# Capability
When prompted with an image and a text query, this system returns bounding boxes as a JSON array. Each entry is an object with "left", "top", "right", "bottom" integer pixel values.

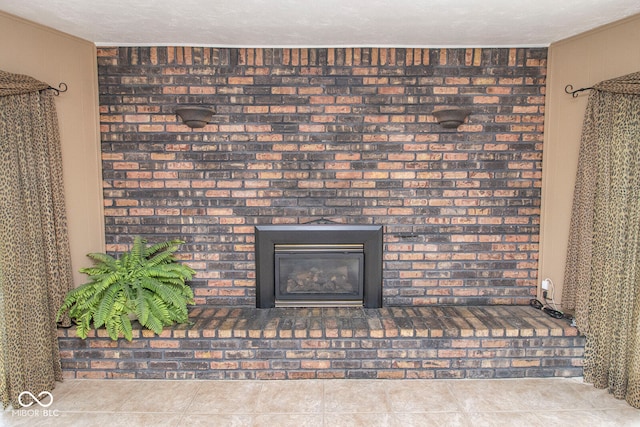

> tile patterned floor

[{"left": 1, "top": 377, "right": 639, "bottom": 426}]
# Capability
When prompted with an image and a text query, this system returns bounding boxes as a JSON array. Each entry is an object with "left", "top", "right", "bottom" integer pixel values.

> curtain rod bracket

[
  {"left": 565, "top": 84, "right": 594, "bottom": 98},
  {"left": 48, "top": 82, "right": 68, "bottom": 96}
]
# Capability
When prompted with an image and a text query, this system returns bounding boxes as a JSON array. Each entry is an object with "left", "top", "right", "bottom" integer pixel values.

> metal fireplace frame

[{"left": 255, "top": 225, "right": 383, "bottom": 308}]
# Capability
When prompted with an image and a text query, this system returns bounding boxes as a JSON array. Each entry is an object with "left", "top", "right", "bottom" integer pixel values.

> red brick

[{"left": 228, "top": 77, "right": 253, "bottom": 85}]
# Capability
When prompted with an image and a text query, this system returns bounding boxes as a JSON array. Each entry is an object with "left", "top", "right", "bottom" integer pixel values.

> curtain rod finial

[
  {"left": 48, "top": 82, "right": 68, "bottom": 96},
  {"left": 565, "top": 84, "right": 593, "bottom": 98}
]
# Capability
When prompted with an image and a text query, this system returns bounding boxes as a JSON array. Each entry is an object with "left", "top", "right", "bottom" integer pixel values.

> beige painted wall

[
  {"left": 539, "top": 13, "right": 640, "bottom": 303},
  {"left": 0, "top": 12, "right": 104, "bottom": 286}
]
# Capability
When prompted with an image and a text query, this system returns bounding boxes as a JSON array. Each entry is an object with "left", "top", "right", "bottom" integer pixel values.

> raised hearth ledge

[{"left": 58, "top": 306, "right": 585, "bottom": 380}]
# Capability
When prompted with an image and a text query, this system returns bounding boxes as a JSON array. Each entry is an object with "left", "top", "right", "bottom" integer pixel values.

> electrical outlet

[{"left": 541, "top": 279, "right": 551, "bottom": 291}]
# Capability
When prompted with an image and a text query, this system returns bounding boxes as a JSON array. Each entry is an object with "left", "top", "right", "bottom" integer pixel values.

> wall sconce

[
  {"left": 175, "top": 107, "right": 215, "bottom": 128},
  {"left": 432, "top": 108, "right": 471, "bottom": 129}
]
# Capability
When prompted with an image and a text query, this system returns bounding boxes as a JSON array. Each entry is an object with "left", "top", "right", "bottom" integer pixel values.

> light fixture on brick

[
  {"left": 432, "top": 108, "right": 471, "bottom": 129},
  {"left": 175, "top": 106, "right": 214, "bottom": 128}
]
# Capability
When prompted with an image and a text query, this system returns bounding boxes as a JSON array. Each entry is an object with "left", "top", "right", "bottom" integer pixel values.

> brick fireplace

[
  {"left": 98, "top": 46, "right": 545, "bottom": 308},
  {"left": 58, "top": 46, "right": 585, "bottom": 381}
]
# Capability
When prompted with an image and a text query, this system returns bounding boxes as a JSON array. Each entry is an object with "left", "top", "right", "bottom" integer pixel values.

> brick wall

[{"left": 98, "top": 47, "right": 546, "bottom": 307}]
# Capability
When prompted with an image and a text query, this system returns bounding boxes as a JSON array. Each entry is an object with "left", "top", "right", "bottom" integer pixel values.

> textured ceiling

[{"left": 1, "top": 0, "right": 640, "bottom": 47}]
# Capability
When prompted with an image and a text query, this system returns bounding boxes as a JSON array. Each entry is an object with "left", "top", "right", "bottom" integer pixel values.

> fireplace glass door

[{"left": 274, "top": 244, "right": 364, "bottom": 306}]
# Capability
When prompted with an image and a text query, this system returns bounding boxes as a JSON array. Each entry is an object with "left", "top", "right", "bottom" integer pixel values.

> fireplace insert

[{"left": 255, "top": 225, "right": 383, "bottom": 308}]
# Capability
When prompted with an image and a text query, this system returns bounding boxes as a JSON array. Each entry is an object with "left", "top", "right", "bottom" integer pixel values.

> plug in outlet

[{"left": 541, "top": 279, "right": 551, "bottom": 291}]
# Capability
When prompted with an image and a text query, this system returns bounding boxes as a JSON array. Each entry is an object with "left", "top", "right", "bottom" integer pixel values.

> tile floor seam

[{"left": 180, "top": 380, "right": 203, "bottom": 416}]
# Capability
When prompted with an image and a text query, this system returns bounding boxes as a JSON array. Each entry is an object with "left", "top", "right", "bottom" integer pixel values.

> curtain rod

[{"left": 565, "top": 84, "right": 594, "bottom": 98}]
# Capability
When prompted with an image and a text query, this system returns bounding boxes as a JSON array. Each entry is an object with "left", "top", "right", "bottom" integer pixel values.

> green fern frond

[
  {"left": 99, "top": 271, "right": 124, "bottom": 289},
  {"left": 149, "top": 294, "right": 171, "bottom": 325},
  {"left": 121, "top": 252, "right": 132, "bottom": 272},
  {"left": 105, "top": 313, "right": 122, "bottom": 341},
  {"left": 75, "top": 312, "right": 92, "bottom": 339},
  {"left": 120, "top": 314, "right": 133, "bottom": 341},
  {"left": 166, "top": 301, "right": 189, "bottom": 323},
  {"left": 84, "top": 252, "right": 117, "bottom": 268},
  {"left": 130, "top": 236, "right": 146, "bottom": 261},
  {"left": 156, "top": 263, "right": 195, "bottom": 279},
  {"left": 145, "top": 277, "right": 188, "bottom": 309},
  {"left": 144, "top": 239, "right": 183, "bottom": 258},
  {"left": 79, "top": 266, "right": 112, "bottom": 276},
  {"left": 146, "top": 250, "right": 177, "bottom": 268},
  {"left": 144, "top": 312, "right": 164, "bottom": 335},
  {"left": 94, "top": 286, "right": 120, "bottom": 328},
  {"left": 142, "top": 294, "right": 165, "bottom": 334},
  {"left": 57, "top": 281, "right": 100, "bottom": 320},
  {"left": 134, "top": 281, "right": 149, "bottom": 325}
]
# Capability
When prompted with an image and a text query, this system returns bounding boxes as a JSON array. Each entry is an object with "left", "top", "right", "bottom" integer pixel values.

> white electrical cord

[{"left": 542, "top": 278, "right": 561, "bottom": 312}]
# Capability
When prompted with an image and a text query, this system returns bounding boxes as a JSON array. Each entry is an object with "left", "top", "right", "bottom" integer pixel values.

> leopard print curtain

[
  {"left": 0, "top": 70, "right": 73, "bottom": 409},
  {"left": 563, "top": 71, "right": 640, "bottom": 408}
]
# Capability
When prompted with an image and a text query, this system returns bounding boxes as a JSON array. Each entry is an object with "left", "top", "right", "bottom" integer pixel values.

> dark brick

[
  {"left": 180, "top": 361, "right": 210, "bottom": 370},
  {"left": 149, "top": 361, "right": 179, "bottom": 370},
  {"left": 132, "top": 351, "right": 164, "bottom": 359},
  {"left": 136, "top": 371, "right": 166, "bottom": 379},
  {"left": 179, "top": 340, "right": 211, "bottom": 349},
  {"left": 164, "top": 350, "right": 194, "bottom": 358}
]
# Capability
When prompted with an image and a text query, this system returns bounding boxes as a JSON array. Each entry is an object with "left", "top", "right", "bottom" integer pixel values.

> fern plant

[{"left": 57, "top": 236, "right": 196, "bottom": 341}]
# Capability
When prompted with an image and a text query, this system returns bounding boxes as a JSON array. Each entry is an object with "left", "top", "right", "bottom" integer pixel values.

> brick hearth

[{"left": 58, "top": 306, "right": 584, "bottom": 380}]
